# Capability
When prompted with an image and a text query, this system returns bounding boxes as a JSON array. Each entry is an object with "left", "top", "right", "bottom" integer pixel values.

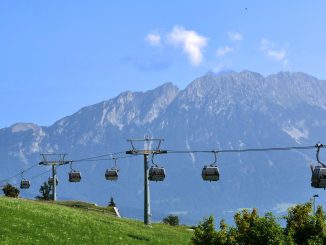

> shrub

[
  {"left": 2, "top": 183, "right": 20, "bottom": 198},
  {"left": 162, "top": 214, "right": 180, "bottom": 226}
]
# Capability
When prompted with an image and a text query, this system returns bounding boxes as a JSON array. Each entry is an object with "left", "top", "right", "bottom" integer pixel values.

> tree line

[{"left": 192, "top": 202, "right": 326, "bottom": 245}]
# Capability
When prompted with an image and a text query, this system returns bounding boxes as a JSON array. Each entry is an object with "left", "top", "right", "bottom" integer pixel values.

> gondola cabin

[
  {"left": 105, "top": 168, "right": 118, "bottom": 181},
  {"left": 48, "top": 177, "right": 59, "bottom": 186},
  {"left": 20, "top": 180, "right": 30, "bottom": 189},
  {"left": 202, "top": 166, "right": 220, "bottom": 181},
  {"left": 148, "top": 166, "right": 165, "bottom": 181},
  {"left": 311, "top": 165, "right": 326, "bottom": 188},
  {"left": 69, "top": 171, "right": 81, "bottom": 182}
]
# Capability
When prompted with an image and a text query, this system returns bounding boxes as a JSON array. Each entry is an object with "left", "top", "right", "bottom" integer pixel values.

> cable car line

[
  {"left": 0, "top": 153, "right": 135, "bottom": 185},
  {"left": 29, "top": 169, "right": 52, "bottom": 181},
  {"left": 218, "top": 145, "right": 317, "bottom": 153},
  {"left": 0, "top": 162, "right": 39, "bottom": 184},
  {"left": 1, "top": 140, "right": 325, "bottom": 226},
  {"left": 0, "top": 143, "right": 322, "bottom": 188},
  {"left": 73, "top": 154, "right": 139, "bottom": 163},
  {"left": 0, "top": 172, "right": 23, "bottom": 184},
  {"left": 72, "top": 151, "right": 127, "bottom": 162},
  {"left": 21, "top": 162, "right": 39, "bottom": 173},
  {"left": 165, "top": 144, "right": 317, "bottom": 155}
]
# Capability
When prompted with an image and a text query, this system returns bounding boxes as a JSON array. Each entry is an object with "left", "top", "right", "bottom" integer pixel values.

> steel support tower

[
  {"left": 39, "top": 153, "right": 70, "bottom": 201},
  {"left": 126, "top": 137, "right": 167, "bottom": 225}
]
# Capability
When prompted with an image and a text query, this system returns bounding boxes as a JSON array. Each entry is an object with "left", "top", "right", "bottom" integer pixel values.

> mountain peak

[
  {"left": 204, "top": 69, "right": 236, "bottom": 78},
  {"left": 10, "top": 123, "right": 41, "bottom": 133}
]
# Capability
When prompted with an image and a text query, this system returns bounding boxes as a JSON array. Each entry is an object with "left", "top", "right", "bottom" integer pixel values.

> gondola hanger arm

[{"left": 316, "top": 143, "right": 326, "bottom": 167}]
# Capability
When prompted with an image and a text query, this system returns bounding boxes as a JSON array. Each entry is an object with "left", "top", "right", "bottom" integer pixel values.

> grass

[
  {"left": 0, "top": 197, "right": 193, "bottom": 244},
  {"left": 55, "top": 200, "right": 116, "bottom": 216}
]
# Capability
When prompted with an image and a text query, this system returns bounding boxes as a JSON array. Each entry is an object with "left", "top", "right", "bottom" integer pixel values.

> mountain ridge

[
  {"left": 2, "top": 70, "right": 325, "bottom": 131},
  {"left": 1, "top": 70, "right": 326, "bottom": 224}
]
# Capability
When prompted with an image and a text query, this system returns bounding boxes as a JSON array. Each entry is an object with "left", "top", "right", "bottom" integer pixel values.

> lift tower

[
  {"left": 126, "top": 137, "right": 167, "bottom": 225},
  {"left": 39, "top": 153, "right": 70, "bottom": 201}
]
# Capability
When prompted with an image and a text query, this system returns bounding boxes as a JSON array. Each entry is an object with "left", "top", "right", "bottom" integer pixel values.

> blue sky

[{"left": 1, "top": 1, "right": 326, "bottom": 128}]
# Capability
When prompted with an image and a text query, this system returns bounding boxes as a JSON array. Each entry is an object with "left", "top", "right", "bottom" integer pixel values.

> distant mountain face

[{"left": 1, "top": 71, "right": 326, "bottom": 225}]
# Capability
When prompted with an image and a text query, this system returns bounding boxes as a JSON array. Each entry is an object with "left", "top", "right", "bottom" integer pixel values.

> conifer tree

[
  {"left": 35, "top": 181, "right": 52, "bottom": 200},
  {"left": 108, "top": 196, "right": 116, "bottom": 207}
]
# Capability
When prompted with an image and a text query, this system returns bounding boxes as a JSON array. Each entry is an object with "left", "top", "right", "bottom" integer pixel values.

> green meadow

[{"left": 0, "top": 197, "right": 192, "bottom": 244}]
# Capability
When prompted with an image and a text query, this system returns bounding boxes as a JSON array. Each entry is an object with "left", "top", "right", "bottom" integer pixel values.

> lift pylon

[
  {"left": 39, "top": 153, "right": 70, "bottom": 201},
  {"left": 126, "top": 137, "right": 167, "bottom": 225}
]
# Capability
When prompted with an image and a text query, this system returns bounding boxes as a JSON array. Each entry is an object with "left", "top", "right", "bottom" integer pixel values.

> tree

[
  {"left": 35, "top": 181, "right": 52, "bottom": 200},
  {"left": 233, "top": 209, "right": 284, "bottom": 245},
  {"left": 215, "top": 219, "right": 231, "bottom": 245},
  {"left": 233, "top": 208, "right": 258, "bottom": 244},
  {"left": 192, "top": 209, "right": 284, "bottom": 245},
  {"left": 313, "top": 205, "right": 326, "bottom": 244},
  {"left": 162, "top": 214, "right": 179, "bottom": 226},
  {"left": 285, "top": 203, "right": 326, "bottom": 245},
  {"left": 192, "top": 215, "right": 217, "bottom": 245},
  {"left": 2, "top": 183, "right": 20, "bottom": 198},
  {"left": 250, "top": 212, "right": 285, "bottom": 244},
  {"left": 108, "top": 196, "right": 116, "bottom": 207},
  {"left": 191, "top": 203, "right": 326, "bottom": 245}
]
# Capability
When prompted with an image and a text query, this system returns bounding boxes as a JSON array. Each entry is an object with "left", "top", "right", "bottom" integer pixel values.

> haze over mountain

[{"left": 1, "top": 70, "right": 326, "bottom": 224}]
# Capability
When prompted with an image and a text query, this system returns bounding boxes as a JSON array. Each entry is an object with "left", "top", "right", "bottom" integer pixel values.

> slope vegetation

[{"left": 0, "top": 197, "right": 192, "bottom": 244}]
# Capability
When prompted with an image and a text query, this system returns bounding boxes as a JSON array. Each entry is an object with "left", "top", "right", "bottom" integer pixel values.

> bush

[
  {"left": 2, "top": 183, "right": 20, "bottom": 198},
  {"left": 35, "top": 182, "right": 52, "bottom": 200},
  {"left": 192, "top": 215, "right": 216, "bottom": 245},
  {"left": 192, "top": 203, "right": 326, "bottom": 245},
  {"left": 162, "top": 214, "right": 180, "bottom": 226}
]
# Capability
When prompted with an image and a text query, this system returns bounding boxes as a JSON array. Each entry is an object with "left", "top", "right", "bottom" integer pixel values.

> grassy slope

[
  {"left": 55, "top": 200, "right": 116, "bottom": 216},
  {"left": 0, "top": 197, "right": 192, "bottom": 245}
]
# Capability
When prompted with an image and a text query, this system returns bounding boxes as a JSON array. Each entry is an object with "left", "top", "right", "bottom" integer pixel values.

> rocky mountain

[{"left": 1, "top": 71, "right": 326, "bottom": 224}]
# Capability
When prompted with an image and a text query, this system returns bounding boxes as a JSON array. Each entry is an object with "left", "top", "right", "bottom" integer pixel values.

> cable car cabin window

[
  {"left": 202, "top": 166, "right": 220, "bottom": 181},
  {"left": 105, "top": 169, "right": 118, "bottom": 181},
  {"left": 311, "top": 166, "right": 326, "bottom": 188},
  {"left": 319, "top": 168, "right": 326, "bottom": 179},
  {"left": 69, "top": 171, "right": 81, "bottom": 182},
  {"left": 148, "top": 166, "right": 165, "bottom": 181},
  {"left": 20, "top": 180, "right": 30, "bottom": 189}
]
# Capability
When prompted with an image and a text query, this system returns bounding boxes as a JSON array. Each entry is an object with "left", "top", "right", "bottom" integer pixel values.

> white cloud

[
  {"left": 228, "top": 32, "right": 243, "bottom": 42},
  {"left": 216, "top": 46, "right": 234, "bottom": 57},
  {"left": 170, "top": 210, "right": 189, "bottom": 216},
  {"left": 267, "top": 49, "right": 286, "bottom": 61},
  {"left": 167, "top": 25, "right": 208, "bottom": 66},
  {"left": 260, "top": 38, "right": 289, "bottom": 68},
  {"left": 146, "top": 33, "right": 161, "bottom": 46}
]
